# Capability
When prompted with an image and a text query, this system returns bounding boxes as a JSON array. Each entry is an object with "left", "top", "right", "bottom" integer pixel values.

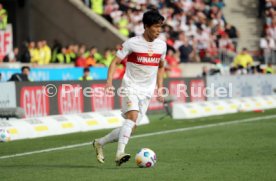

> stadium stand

[
  {"left": 259, "top": 0, "right": 276, "bottom": 65},
  {"left": 84, "top": 0, "right": 239, "bottom": 65},
  {"left": 0, "top": 0, "right": 275, "bottom": 79}
]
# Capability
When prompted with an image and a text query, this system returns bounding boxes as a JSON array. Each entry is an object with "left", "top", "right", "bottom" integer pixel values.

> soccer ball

[
  {"left": 135, "top": 148, "right": 157, "bottom": 168},
  {"left": 0, "top": 129, "right": 11, "bottom": 142}
]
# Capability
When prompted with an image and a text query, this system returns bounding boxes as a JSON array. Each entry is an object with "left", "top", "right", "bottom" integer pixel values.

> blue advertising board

[{"left": 0, "top": 67, "right": 108, "bottom": 81}]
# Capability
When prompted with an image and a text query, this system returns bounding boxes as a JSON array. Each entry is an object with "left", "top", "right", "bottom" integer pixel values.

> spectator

[
  {"left": 75, "top": 45, "right": 88, "bottom": 67},
  {"left": 211, "top": 0, "right": 225, "bottom": 9},
  {"left": 219, "top": 33, "right": 233, "bottom": 50},
  {"left": 8, "top": 66, "right": 31, "bottom": 82},
  {"left": 29, "top": 41, "right": 39, "bottom": 64},
  {"left": 266, "top": 18, "right": 276, "bottom": 41},
  {"left": 173, "top": 31, "right": 186, "bottom": 50},
  {"left": 103, "top": 0, "right": 118, "bottom": 23},
  {"left": 110, "top": 5, "right": 123, "bottom": 24},
  {"left": 258, "top": 0, "right": 266, "bottom": 18},
  {"left": 57, "top": 47, "right": 72, "bottom": 64},
  {"left": 79, "top": 67, "right": 93, "bottom": 80},
  {"left": 51, "top": 40, "right": 62, "bottom": 63},
  {"left": 265, "top": 63, "right": 274, "bottom": 74},
  {"left": 225, "top": 23, "right": 239, "bottom": 39},
  {"left": 225, "top": 23, "right": 239, "bottom": 49},
  {"left": 166, "top": 49, "right": 179, "bottom": 66},
  {"left": 71, "top": 44, "right": 80, "bottom": 62},
  {"left": 86, "top": 47, "right": 97, "bottom": 67},
  {"left": 86, "top": 50, "right": 96, "bottom": 67},
  {"left": 260, "top": 34, "right": 276, "bottom": 64},
  {"left": 195, "top": 27, "right": 210, "bottom": 59},
  {"left": 19, "top": 42, "right": 31, "bottom": 63},
  {"left": 4, "top": 47, "right": 19, "bottom": 62},
  {"left": 98, "top": 48, "right": 115, "bottom": 67},
  {"left": 91, "top": 0, "right": 104, "bottom": 15},
  {"left": 233, "top": 48, "right": 254, "bottom": 71},
  {"left": 117, "top": 14, "right": 129, "bottom": 37},
  {"left": 0, "top": 3, "right": 8, "bottom": 30},
  {"left": 178, "top": 35, "right": 194, "bottom": 63},
  {"left": 90, "top": 47, "right": 103, "bottom": 63},
  {"left": 165, "top": 49, "right": 182, "bottom": 77},
  {"left": 42, "top": 40, "right": 52, "bottom": 64},
  {"left": 133, "top": 20, "right": 144, "bottom": 36},
  {"left": 203, "top": 40, "right": 219, "bottom": 62},
  {"left": 37, "top": 41, "right": 46, "bottom": 64}
]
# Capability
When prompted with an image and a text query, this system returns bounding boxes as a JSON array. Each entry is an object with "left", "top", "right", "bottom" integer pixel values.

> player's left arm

[{"left": 157, "top": 60, "right": 165, "bottom": 103}]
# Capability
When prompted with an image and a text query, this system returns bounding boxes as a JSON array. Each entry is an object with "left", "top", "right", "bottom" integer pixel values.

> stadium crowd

[
  {"left": 2, "top": 40, "right": 119, "bottom": 68},
  {"left": 84, "top": 0, "right": 240, "bottom": 64},
  {"left": 0, "top": 1, "right": 275, "bottom": 78},
  {"left": 259, "top": 0, "right": 276, "bottom": 64}
]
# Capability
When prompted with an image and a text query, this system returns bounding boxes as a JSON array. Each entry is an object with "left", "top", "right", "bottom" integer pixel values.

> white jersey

[{"left": 117, "top": 36, "right": 167, "bottom": 98}]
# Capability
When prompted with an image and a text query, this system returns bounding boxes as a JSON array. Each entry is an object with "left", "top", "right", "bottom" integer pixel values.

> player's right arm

[
  {"left": 106, "top": 39, "right": 132, "bottom": 91},
  {"left": 105, "top": 57, "right": 122, "bottom": 90}
]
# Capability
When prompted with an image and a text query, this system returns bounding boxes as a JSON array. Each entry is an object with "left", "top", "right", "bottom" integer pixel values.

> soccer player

[{"left": 93, "top": 9, "right": 167, "bottom": 166}]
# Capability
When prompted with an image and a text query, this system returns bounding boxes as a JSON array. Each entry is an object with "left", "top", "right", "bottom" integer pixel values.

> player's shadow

[{"left": 0, "top": 164, "right": 138, "bottom": 170}]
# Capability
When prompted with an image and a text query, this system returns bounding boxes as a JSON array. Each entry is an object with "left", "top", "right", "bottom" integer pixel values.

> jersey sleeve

[{"left": 116, "top": 40, "right": 132, "bottom": 60}]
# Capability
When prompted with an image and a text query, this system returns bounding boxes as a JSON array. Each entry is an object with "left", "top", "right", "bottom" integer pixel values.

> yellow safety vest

[
  {"left": 0, "top": 9, "right": 8, "bottom": 30},
  {"left": 91, "top": 0, "right": 103, "bottom": 15},
  {"left": 266, "top": 67, "right": 274, "bottom": 74},
  {"left": 233, "top": 54, "right": 253, "bottom": 68},
  {"left": 29, "top": 48, "right": 39, "bottom": 63},
  {"left": 79, "top": 76, "right": 93, "bottom": 81},
  {"left": 57, "top": 53, "right": 71, "bottom": 64}
]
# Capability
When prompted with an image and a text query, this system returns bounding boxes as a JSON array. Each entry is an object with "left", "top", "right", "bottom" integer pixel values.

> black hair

[
  {"left": 142, "top": 9, "right": 164, "bottom": 27},
  {"left": 84, "top": 67, "right": 90, "bottom": 72},
  {"left": 21, "top": 66, "right": 30, "bottom": 73}
]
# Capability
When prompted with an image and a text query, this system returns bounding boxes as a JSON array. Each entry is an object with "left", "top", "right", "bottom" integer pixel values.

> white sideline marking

[{"left": 1, "top": 115, "right": 276, "bottom": 160}]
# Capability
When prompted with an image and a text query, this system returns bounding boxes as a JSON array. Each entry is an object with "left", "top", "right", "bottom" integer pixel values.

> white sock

[
  {"left": 97, "top": 127, "right": 121, "bottom": 146},
  {"left": 116, "top": 119, "right": 136, "bottom": 157}
]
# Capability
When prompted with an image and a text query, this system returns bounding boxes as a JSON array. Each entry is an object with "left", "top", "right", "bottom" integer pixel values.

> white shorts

[{"left": 121, "top": 94, "right": 150, "bottom": 124}]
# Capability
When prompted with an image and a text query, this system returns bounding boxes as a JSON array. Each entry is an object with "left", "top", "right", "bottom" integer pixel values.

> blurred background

[
  {"left": 0, "top": 0, "right": 275, "bottom": 82},
  {"left": 0, "top": 0, "right": 275, "bottom": 119}
]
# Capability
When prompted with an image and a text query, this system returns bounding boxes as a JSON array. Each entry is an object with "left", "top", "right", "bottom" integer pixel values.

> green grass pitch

[{"left": 0, "top": 109, "right": 276, "bottom": 181}]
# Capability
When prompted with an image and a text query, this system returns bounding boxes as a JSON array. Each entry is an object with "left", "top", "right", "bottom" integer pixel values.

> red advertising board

[
  {"left": 15, "top": 78, "right": 206, "bottom": 117},
  {"left": 169, "top": 80, "right": 186, "bottom": 103},
  {"left": 190, "top": 79, "right": 206, "bottom": 102},
  {"left": 20, "top": 86, "right": 50, "bottom": 118},
  {"left": 58, "top": 84, "right": 84, "bottom": 114},
  {"left": 91, "top": 84, "right": 114, "bottom": 112}
]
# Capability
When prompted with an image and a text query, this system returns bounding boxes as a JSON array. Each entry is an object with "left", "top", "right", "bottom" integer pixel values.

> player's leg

[
  {"left": 136, "top": 97, "right": 151, "bottom": 125},
  {"left": 95, "top": 127, "right": 120, "bottom": 146},
  {"left": 115, "top": 97, "right": 150, "bottom": 166},
  {"left": 92, "top": 127, "right": 121, "bottom": 163},
  {"left": 96, "top": 110, "right": 138, "bottom": 148},
  {"left": 115, "top": 95, "right": 139, "bottom": 166},
  {"left": 93, "top": 94, "right": 139, "bottom": 165}
]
